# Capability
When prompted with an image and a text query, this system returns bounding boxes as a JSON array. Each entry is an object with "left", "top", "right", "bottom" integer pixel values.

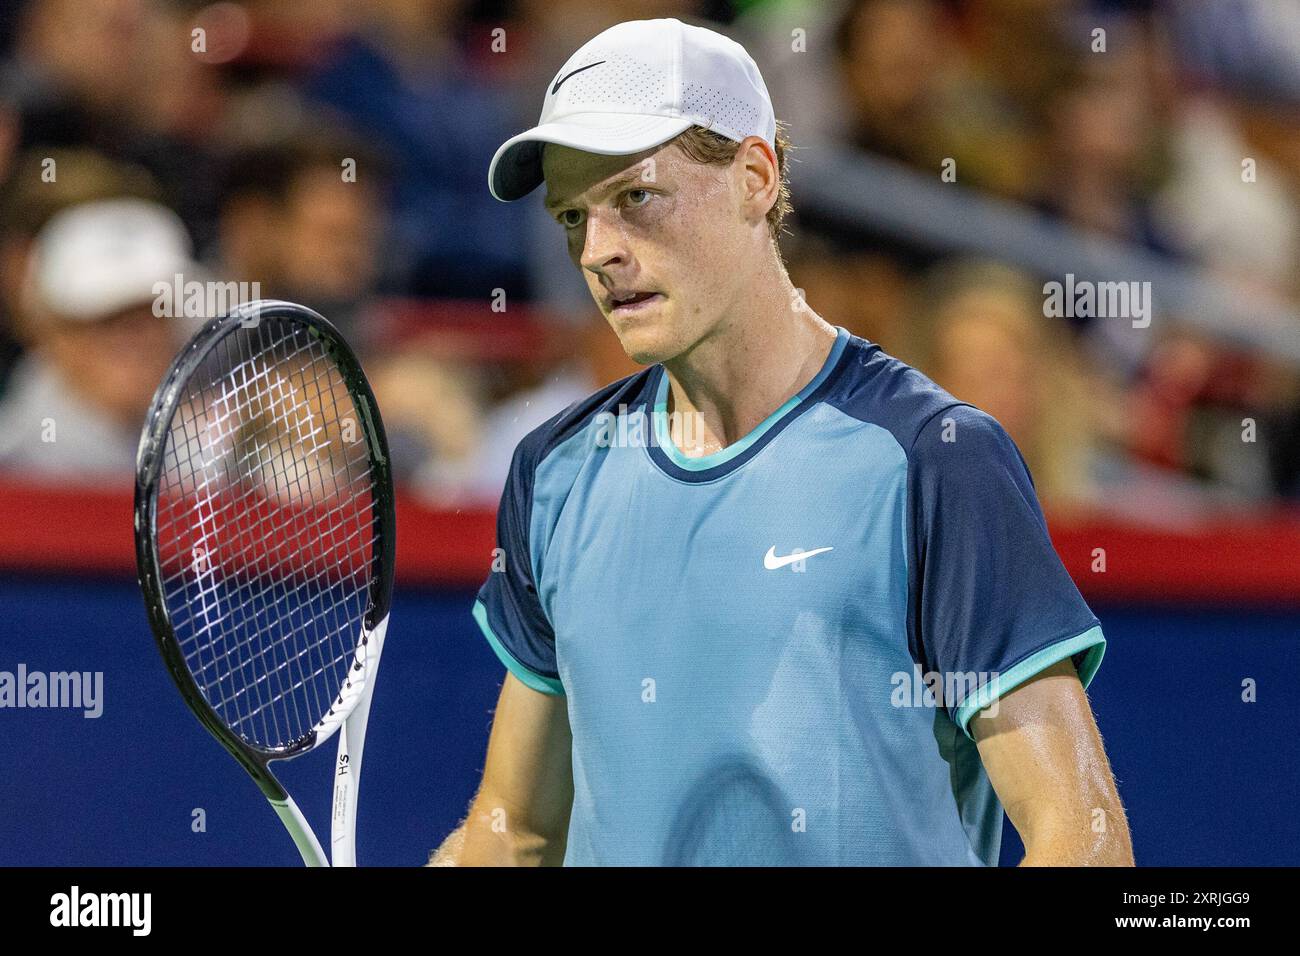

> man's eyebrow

[{"left": 543, "top": 172, "right": 650, "bottom": 212}]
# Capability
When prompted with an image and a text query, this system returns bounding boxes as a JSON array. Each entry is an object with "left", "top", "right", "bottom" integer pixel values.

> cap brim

[
  {"left": 488, "top": 112, "right": 697, "bottom": 202},
  {"left": 32, "top": 254, "right": 203, "bottom": 323}
]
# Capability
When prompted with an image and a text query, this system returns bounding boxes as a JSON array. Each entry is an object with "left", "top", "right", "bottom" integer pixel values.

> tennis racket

[{"left": 134, "top": 299, "right": 395, "bottom": 866}]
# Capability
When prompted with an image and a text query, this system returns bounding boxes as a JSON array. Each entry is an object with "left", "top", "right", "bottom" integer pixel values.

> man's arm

[
  {"left": 428, "top": 672, "right": 573, "bottom": 866},
  {"left": 972, "top": 658, "right": 1134, "bottom": 866}
]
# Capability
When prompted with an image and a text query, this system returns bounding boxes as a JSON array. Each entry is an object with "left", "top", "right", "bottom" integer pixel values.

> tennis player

[{"left": 432, "top": 17, "right": 1133, "bottom": 866}]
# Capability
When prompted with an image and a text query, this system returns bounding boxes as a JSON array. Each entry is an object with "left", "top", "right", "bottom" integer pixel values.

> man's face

[
  {"left": 281, "top": 167, "right": 381, "bottom": 303},
  {"left": 542, "top": 138, "right": 757, "bottom": 365},
  {"left": 41, "top": 304, "right": 178, "bottom": 427}
]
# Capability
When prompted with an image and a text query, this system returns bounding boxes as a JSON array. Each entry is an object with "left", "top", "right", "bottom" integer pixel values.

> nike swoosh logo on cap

[
  {"left": 763, "top": 546, "right": 834, "bottom": 570},
  {"left": 552, "top": 60, "right": 606, "bottom": 94}
]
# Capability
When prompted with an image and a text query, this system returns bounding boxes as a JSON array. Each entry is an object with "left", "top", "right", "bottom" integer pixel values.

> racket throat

[{"left": 270, "top": 796, "right": 330, "bottom": 867}]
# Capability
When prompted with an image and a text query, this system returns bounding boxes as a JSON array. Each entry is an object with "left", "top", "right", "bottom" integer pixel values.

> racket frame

[{"left": 134, "top": 299, "right": 396, "bottom": 867}]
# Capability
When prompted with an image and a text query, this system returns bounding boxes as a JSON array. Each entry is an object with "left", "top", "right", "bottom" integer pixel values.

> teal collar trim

[{"left": 651, "top": 325, "right": 849, "bottom": 472}]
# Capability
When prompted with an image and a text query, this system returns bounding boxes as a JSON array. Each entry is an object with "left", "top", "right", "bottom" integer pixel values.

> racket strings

[
  {"left": 154, "top": 318, "right": 379, "bottom": 751},
  {"left": 185, "top": 332, "right": 367, "bottom": 746},
  {"left": 208, "top": 326, "right": 370, "bottom": 744},
  {"left": 164, "top": 336, "right": 337, "bottom": 745}
]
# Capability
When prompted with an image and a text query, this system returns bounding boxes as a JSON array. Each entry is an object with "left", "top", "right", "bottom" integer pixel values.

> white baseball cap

[
  {"left": 489, "top": 17, "right": 777, "bottom": 202},
  {"left": 25, "top": 198, "right": 199, "bottom": 323}
]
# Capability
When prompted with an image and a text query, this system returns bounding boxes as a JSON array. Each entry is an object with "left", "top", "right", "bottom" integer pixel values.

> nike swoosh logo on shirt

[
  {"left": 552, "top": 61, "right": 606, "bottom": 94},
  {"left": 763, "top": 546, "right": 834, "bottom": 570}
]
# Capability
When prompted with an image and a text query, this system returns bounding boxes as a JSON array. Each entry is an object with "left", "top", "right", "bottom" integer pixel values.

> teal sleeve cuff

[
  {"left": 472, "top": 599, "right": 565, "bottom": 696},
  {"left": 954, "top": 624, "right": 1106, "bottom": 740}
]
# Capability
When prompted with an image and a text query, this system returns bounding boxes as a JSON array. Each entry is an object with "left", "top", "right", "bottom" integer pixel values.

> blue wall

[{"left": 1, "top": 571, "right": 1297, "bottom": 865}]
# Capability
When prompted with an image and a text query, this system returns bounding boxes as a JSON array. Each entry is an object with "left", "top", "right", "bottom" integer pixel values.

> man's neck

[{"left": 662, "top": 270, "right": 838, "bottom": 457}]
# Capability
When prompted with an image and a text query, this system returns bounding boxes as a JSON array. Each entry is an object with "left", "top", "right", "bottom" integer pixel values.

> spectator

[
  {"left": 900, "top": 260, "right": 1103, "bottom": 511},
  {"left": 8, "top": 0, "right": 226, "bottom": 250},
  {"left": 367, "top": 350, "right": 489, "bottom": 506},
  {"left": 784, "top": 227, "right": 911, "bottom": 355},
  {"left": 214, "top": 138, "right": 387, "bottom": 346},
  {"left": 0, "top": 148, "right": 161, "bottom": 395},
  {"left": 0, "top": 197, "right": 193, "bottom": 481},
  {"left": 297, "top": 0, "right": 535, "bottom": 301}
]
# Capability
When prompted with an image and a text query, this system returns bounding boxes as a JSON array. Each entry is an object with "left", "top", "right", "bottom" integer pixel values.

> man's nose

[{"left": 580, "top": 211, "right": 629, "bottom": 274}]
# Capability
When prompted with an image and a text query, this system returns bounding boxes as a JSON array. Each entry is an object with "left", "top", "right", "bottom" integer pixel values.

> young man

[{"left": 433, "top": 17, "right": 1133, "bottom": 866}]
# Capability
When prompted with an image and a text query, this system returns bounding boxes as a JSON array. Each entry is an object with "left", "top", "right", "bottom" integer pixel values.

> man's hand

[{"left": 973, "top": 658, "right": 1134, "bottom": 866}]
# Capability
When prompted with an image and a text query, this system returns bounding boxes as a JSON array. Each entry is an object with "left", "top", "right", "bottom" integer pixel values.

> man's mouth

[{"left": 608, "top": 291, "right": 663, "bottom": 314}]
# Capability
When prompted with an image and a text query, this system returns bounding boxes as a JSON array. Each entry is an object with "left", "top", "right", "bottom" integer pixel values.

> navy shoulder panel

[
  {"left": 821, "top": 334, "right": 968, "bottom": 455},
  {"left": 511, "top": 364, "right": 660, "bottom": 483}
]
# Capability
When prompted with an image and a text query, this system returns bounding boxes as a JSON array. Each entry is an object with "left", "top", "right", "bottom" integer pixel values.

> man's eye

[
  {"left": 558, "top": 210, "right": 584, "bottom": 228},
  {"left": 626, "top": 189, "right": 652, "bottom": 207}
]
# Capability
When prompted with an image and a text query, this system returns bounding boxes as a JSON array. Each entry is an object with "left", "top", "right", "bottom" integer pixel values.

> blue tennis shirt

[{"left": 473, "top": 325, "right": 1105, "bottom": 865}]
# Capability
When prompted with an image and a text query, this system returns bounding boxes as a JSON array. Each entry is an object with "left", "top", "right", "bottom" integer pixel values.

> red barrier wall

[{"left": 2, "top": 478, "right": 1298, "bottom": 603}]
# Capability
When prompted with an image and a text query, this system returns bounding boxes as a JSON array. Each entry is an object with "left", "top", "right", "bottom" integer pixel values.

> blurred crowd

[{"left": 0, "top": 0, "right": 1297, "bottom": 521}]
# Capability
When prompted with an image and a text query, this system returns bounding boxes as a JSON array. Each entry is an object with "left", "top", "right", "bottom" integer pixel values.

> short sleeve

[
  {"left": 473, "top": 441, "right": 564, "bottom": 695},
  {"left": 907, "top": 404, "right": 1104, "bottom": 738}
]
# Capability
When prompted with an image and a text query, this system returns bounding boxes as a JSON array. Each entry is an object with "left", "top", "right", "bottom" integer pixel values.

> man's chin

[{"left": 614, "top": 328, "right": 679, "bottom": 366}]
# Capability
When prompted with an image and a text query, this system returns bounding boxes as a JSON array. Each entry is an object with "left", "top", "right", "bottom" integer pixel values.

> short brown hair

[
  {"left": 670, "top": 122, "right": 793, "bottom": 247},
  {"left": 0, "top": 149, "right": 161, "bottom": 241}
]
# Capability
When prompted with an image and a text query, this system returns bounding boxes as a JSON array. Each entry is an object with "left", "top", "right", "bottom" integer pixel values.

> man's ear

[{"left": 737, "top": 136, "right": 778, "bottom": 226}]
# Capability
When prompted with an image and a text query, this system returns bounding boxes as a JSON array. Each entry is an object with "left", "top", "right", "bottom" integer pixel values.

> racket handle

[
  {"left": 330, "top": 615, "right": 388, "bottom": 867},
  {"left": 270, "top": 796, "right": 329, "bottom": 867},
  {"left": 331, "top": 720, "right": 359, "bottom": 867}
]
